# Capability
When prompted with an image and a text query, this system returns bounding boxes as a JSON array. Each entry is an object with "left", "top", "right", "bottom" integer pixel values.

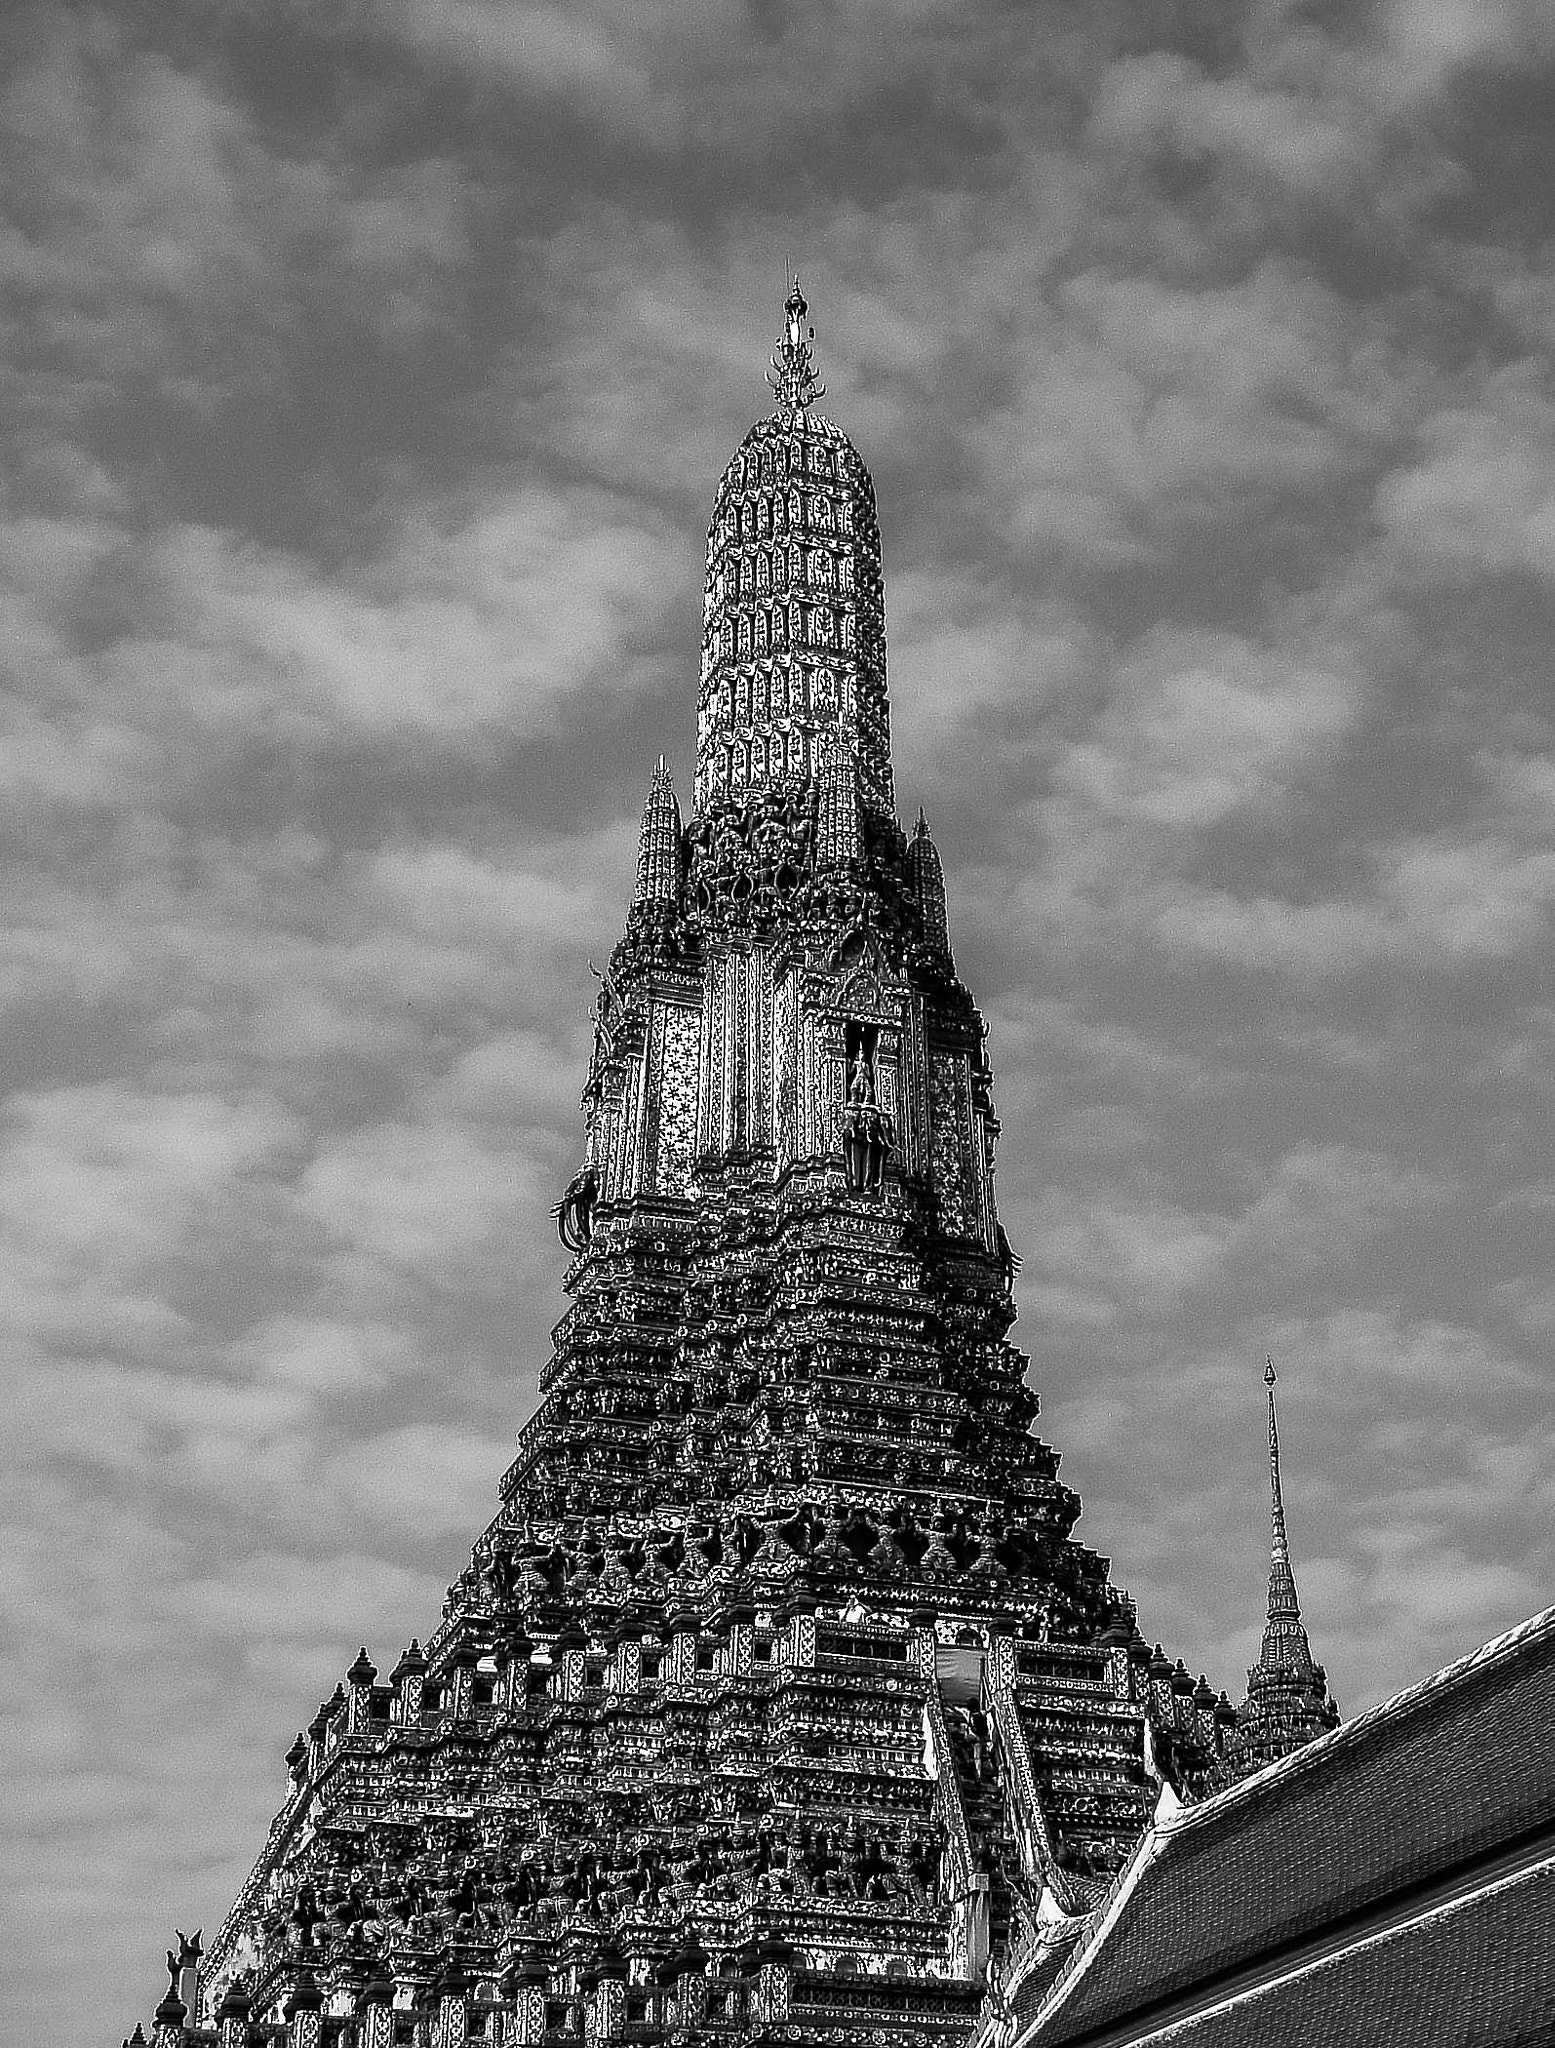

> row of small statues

[
  {"left": 513, "top": 1405, "right": 1046, "bottom": 1513},
  {"left": 481, "top": 1495, "right": 1048, "bottom": 1589},
  {"left": 264, "top": 1820, "right": 948, "bottom": 1964}
]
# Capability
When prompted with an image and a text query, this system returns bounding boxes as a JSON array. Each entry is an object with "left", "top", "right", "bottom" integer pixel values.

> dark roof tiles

[
  {"left": 1123, "top": 1855, "right": 1555, "bottom": 2048},
  {"left": 1022, "top": 1604, "right": 1555, "bottom": 2047}
]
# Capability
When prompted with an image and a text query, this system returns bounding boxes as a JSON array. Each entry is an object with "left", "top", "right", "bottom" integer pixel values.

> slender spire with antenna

[
  {"left": 1230, "top": 1356, "right": 1340, "bottom": 1778},
  {"left": 1263, "top": 1356, "right": 1303, "bottom": 1645}
]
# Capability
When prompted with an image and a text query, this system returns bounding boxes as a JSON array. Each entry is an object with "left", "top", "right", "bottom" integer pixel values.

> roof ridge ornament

[{"left": 768, "top": 275, "right": 825, "bottom": 413}]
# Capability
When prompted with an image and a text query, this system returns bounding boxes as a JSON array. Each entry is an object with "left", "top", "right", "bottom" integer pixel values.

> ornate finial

[{"left": 768, "top": 276, "right": 825, "bottom": 412}]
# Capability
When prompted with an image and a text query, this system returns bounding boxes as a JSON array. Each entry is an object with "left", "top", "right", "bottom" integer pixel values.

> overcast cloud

[{"left": 2, "top": 2, "right": 1552, "bottom": 2038}]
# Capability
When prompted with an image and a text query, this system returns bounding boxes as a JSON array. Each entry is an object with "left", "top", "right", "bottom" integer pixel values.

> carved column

[
  {"left": 356, "top": 1972, "right": 396, "bottom": 2048},
  {"left": 215, "top": 1976, "right": 251, "bottom": 2048},
  {"left": 510, "top": 1970, "right": 547, "bottom": 2046},
  {"left": 286, "top": 1971, "right": 323, "bottom": 2048},
  {"left": 345, "top": 1646, "right": 377, "bottom": 1732},
  {"left": 434, "top": 1985, "right": 469, "bottom": 2048},
  {"left": 390, "top": 1641, "right": 427, "bottom": 1725}
]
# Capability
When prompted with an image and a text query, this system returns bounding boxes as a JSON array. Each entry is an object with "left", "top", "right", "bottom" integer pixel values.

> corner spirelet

[{"left": 634, "top": 755, "right": 682, "bottom": 906}]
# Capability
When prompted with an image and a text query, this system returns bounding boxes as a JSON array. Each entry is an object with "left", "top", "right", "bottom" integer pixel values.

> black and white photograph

[{"left": 2, "top": 3, "right": 1552, "bottom": 2042}]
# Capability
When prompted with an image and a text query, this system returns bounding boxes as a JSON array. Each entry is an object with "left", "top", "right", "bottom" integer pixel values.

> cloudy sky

[{"left": 4, "top": 0, "right": 1553, "bottom": 2035}]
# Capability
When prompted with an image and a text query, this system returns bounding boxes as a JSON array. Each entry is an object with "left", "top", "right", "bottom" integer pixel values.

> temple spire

[
  {"left": 697, "top": 273, "right": 892, "bottom": 817},
  {"left": 1230, "top": 1357, "right": 1339, "bottom": 1778},
  {"left": 634, "top": 756, "right": 681, "bottom": 906},
  {"left": 1264, "top": 1357, "right": 1302, "bottom": 1639},
  {"left": 907, "top": 810, "right": 951, "bottom": 960},
  {"left": 768, "top": 275, "right": 825, "bottom": 413}
]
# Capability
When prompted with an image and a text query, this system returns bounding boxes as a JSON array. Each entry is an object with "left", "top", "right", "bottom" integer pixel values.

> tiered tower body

[{"left": 135, "top": 287, "right": 1242, "bottom": 2048}]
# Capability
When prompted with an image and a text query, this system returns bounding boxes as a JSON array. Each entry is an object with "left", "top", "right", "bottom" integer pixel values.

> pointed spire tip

[{"left": 768, "top": 273, "right": 825, "bottom": 412}]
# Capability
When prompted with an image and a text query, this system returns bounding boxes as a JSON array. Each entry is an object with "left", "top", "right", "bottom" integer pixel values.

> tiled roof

[
  {"left": 1004, "top": 1919, "right": 1094, "bottom": 2030},
  {"left": 1127, "top": 1853, "right": 1555, "bottom": 2047},
  {"left": 1017, "top": 1603, "right": 1555, "bottom": 2047}
]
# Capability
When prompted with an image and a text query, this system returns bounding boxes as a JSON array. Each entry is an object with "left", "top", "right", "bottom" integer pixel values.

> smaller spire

[
  {"left": 1264, "top": 1357, "right": 1302, "bottom": 1648},
  {"left": 390, "top": 1638, "right": 427, "bottom": 1684},
  {"left": 1231, "top": 1357, "right": 1339, "bottom": 1777},
  {"left": 634, "top": 756, "right": 682, "bottom": 906},
  {"left": 907, "top": 810, "right": 952, "bottom": 959},
  {"left": 768, "top": 275, "right": 825, "bottom": 413},
  {"left": 216, "top": 1973, "right": 252, "bottom": 2023},
  {"left": 287, "top": 1967, "right": 324, "bottom": 2016},
  {"left": 358, "top": 1967, "right": 395, "bottom": 2014}
]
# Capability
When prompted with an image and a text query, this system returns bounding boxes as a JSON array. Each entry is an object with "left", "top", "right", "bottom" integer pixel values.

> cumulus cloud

[
  {"left": 1059, "top": 628, "right": 1358, "bottom": 831},
  {"left": 887, "top": 566, "right": 1097, "bottom": 791},
  {"left": 1377, "top": 0, "right": 1555, "bottom": 98},
  {"left": 1375, "top": 370, "right": 1555, "bottom": 585},
  {"left": 384, "top": 0, "right": 1032, "bottom": 158},
  {"left": 1089, "top": 47, "right": 1376, "bottom": 204}
]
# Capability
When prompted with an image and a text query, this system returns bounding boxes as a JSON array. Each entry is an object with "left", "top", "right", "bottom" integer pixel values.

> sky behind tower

[{"left": 2, "top": 2, "right": 1553, "bottom": 2039}]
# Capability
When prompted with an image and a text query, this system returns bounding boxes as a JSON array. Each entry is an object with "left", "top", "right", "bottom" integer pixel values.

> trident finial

[{"left": 768, "top": 275, "right": 825, "bottom": 412}]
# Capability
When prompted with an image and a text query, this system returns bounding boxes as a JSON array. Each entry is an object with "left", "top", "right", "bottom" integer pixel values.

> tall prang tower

[{"left": 134, "top": 285, "right": 1242, "bottom": 2048}]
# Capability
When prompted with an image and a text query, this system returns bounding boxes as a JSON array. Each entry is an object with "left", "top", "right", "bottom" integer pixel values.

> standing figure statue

[
  {"left": 842, "top": 1042, "right": 892, "bottom": 1194},
  {"left": 849, "top": 1043, "right": 874, "bottom": 1106}
]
